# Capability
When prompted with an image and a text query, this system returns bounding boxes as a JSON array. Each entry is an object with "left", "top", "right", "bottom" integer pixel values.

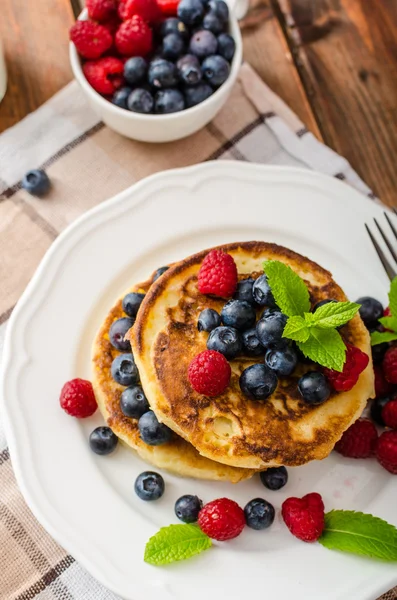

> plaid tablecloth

[{"left": 0, "top": 62, "right": 394, "bottom": 600}]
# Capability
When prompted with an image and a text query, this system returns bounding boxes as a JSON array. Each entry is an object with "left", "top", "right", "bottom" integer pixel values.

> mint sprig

[
  {"left": 297, "top": 328, "right": 346, "bottom": 372},
  {"left": 144, "top": 524, "right": 212, "bottom": 566},
  {"left": 371, "top": 276, "right": 397, "bottom": 345},
  {"left": 264, "top": 260, "right": 310, "bottom": 316},
  {"left": 319, "top": 510, "right": 397, "bottom": 561}
]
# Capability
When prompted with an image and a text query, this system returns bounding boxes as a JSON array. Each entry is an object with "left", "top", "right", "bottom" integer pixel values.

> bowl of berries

[{"left": 69, "top": 0, "right": 245, "bottom": 142}]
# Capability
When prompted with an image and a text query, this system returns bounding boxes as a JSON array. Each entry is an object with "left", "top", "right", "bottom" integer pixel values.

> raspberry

[
  {"left": 101, "top": 14, "right": 122, "bottom": 34},
  {"left": 83, "top": 57, "right": 124, "bottom": 95},
  {"left": 86, "top": 0, "right": 117, "bottom": 22},
  {"left": 383, "top": 346, "right": 397, "bottom": 384},
  {"left": 69, "top": 20, "right": 113, "bottom": 59},
  {"left": 188, "top": 350, "right": 231, "bottom": 397},
  {"left": 323, "top": 343, "right": 369, "bottom": 392},
  {"left": 374, "top": 364, "right": 394, "bottom": 398},
  {"left": 198, "top": 249, "right": 238, "bottom": 298},
  {"left": 384, "top": 306, "right": 392, "bottom": 317},
  {"left": 60, "top": 378, "right": 97, "bottom": 418},
  {"left": 115, "top": 15, "right": 153, "bottom": 56},
  {"left": 382, "top": 399, "right": 397, "bottom": 429},
  {"left": 334, "top": 418, "right": 378, "bottom": 458},
  {"left": 281, "top": 492, "right": 325, "bottom": 543},
  {"left": 157, "top": 0, "right": 180, "bottom": 16},
  {"left": 119, "top": 0, "right": 161, "bottom": 23},
  {"left": 376, "top": 430, "right": 397, "bottom": 474},
  {"left": 198, "top": 498, "right": 245, "bottom": 541}
]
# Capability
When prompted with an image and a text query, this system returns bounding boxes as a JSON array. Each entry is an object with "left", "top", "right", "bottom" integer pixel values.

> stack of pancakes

[{"left": 92, "top": 241, "right": 374, "bottom": 482}]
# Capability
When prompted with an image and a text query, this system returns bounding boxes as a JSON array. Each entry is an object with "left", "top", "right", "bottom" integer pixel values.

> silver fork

[{"left": 365, "top": 208, "right": 397, "bottom": 280}]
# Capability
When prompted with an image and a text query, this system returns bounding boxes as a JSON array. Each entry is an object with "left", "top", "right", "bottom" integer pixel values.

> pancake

[
  {"left": 91, "top": 276, "right": 256, "bottom": 482},
  {"left": 130, "top": 241, "right": 374, "bottom": 470}
]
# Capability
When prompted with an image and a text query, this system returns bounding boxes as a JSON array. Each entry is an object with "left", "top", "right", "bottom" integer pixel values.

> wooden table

[{"left": 0, "top": 0, "right": 396, "bottom": 206}]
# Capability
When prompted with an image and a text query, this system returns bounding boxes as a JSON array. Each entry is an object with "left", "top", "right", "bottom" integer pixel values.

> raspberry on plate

[
  {"left": 60, "top": 378, "right": 97, "bottom": 418},
  {"left": 198, "top": 498, "right": 245, "bottom": 541},
  {"left": 115, "top": 15, "right": 153, "bottom": 56},
  {"left": 281, "top": 492, "right": 325, "bottom": 543},
  {"left": 83, "top": 57, "right": 124, "bottom": 95},
  {"left": 323, "top": 343, "right": 369, "bottom": 392},
  {"left": 157, "top": 0, "right": 180, "bottom": 16},
  {"left": 119, "top": 0, "right": 161, "bottom": 23},
  {"left": 374, "top": 364, "right": 394, "bottom": 398},
  {"left": 382, "top": 399, "right": 397, "bottom": 429},
  {"left": 69, "top": 20, "right": 113, "bottom": 59},
  {"left": 383, "top": 346, "right": 397, "bottom": 384},
  {"left": 334, "top": 418, "right": 378, "bottom": 458},
  {"left": 376, "top": 430, "right": 397, "bottom": 474},
  {"left": 86, "top": 0, "right": 117, "bottom": 22},
  {"left": 188, "top": 350, "right": 231, "bottom": 397},
  {"left": 198, "top": 249, "right": 238, "bottom": 297}
]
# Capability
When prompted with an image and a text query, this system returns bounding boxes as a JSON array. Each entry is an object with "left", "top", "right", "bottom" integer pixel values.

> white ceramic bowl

[{"left": 69, "top": 1, "right": 246, "bottom": 143}]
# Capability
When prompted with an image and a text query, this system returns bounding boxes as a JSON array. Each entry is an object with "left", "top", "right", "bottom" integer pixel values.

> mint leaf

[
  {"left": 312, "top": 301, "right": 360, "bottom": 329},
  {"left": 144, "top": 524, "right": 212, "bottom": 566},
  {"left": 389, "top": 276, "right": 397, "bottom": 317},
  {"left": 371, "top": 330, "right": 397, "bottom": 346},
  {"left": 297, "top": 327, "right": 346, "bottom": 371},
  {"left": 263, "top": 260, "right": 310, "bottom": 317},
  {"left": 283, "top": 316, "right": 310, "bottom": 343},
  {"left": 379, "top": 316, "right": 397, "bottom": 331},
  {"left": 319, "top": 510, "right": 397, "bottom": 561}
]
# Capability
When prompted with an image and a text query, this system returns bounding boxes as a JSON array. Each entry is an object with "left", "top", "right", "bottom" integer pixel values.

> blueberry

[
  {"left": 371, "top": 395, "right": 394, "bottom": 426},
  {"left": 208, "top": 0, "right": 229, "bottom": 22},
  {"left": 120, "top": 385, "right": 149, "bottom": 418},
  {"left": 153, "top": 266, "right": 169, "bottom": 281},
  {"left": 298, "top": 371, "right": 330, "bottom": 405},
  {"left": 221, "top": 299, "right": 256, "bottom": 331},
  {"left": 203, "top": 12, "right": 224, "bottom": 34},
  {"left": 134, "top": 471, "right": 165, "bottom": 501},
  {"left": 122, "top": 292, "right": 145, "bottom": 318},
  {"left": 265, "top": 346, "right": 298, "bottom": 377},
  {"left": 312, "top": 298, "right": 337, "bottom": 312},
  {"left": 239, "top": 363, "right": 278, "bottom": 400},
  {"left": 160, "top": 17, "right": 189, "bottom": 40},
  {"left": 256, "top": 311, "right": 288, "bottom": 349},
  {"left": 252, "top": 274, "right": 276, "bottom": 307},
  {"left": 112, "top": 86, "right": 133, "bottom": 109},
  {"left": 109, "top": 317, "right": 134, "bottom": 351},
  {"left": 174, "top": 494, "right": 203, "bottom": 522},
  {"left": 22, "top": 169, "right": 50, "bottom": 196},
  {"left": 260, "top": 466, "right": 288, "bottom": 490},
  {"left": 177, "top": 0, "right": 204, "bottom": 26},
  {"left": 148, "top": 59, "right": 179, "bottom": 89},
  {"left": 241, "top": 328, "right": 264, "bottom": 356},
  {"left": 124, "top": 56, "right": 147, "bottom": 86},
  {"left": 138, "top": 410, "right": 173, "bottom": 445},
  {"left": 244, "top": 498, "right": 275, "bottom": 530},
  {"left": 162, "top": 33, "right": 185, "bottom": 60},
  {"left": 184, "top": 83, "right": 213, "bottom": 107},
  {"left": 89, "top": 426, "right": 118, "bottom": 455},
  {"left": 111, "top": 353, "right": 139, "bottom": 386},
  {"left": 189, "top": 29, "right": 218, "bottom": 58},
  {"left": 155, "top": 89, "right": 185, "bottom": 114},
  {"left": 127, "top": 88, "right": 154, "bottom": 114},
  {"left": 198, "top": 308, "right": 221, "bottom": 332},
  {"left": 207, "top": 326, "right": 242, "bottom": 359},
  {"left": 217, "top": 33, "right": 235, "bottom": 61},
  {"left": 234, "top": 278, "right": 255, "bottom": 304},
  {"left": 372, "top": 341, "right": 389, "bottom": 365},
  {"left": 177, "top": 54, "right": 202, "bottom": 86},
  {"left": 356, "top": 296, "right": 384, "bottom": 327}
]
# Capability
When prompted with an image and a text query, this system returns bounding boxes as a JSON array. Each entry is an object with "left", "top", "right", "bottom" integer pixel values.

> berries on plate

[
  {"left": 256, "top": 310, "right": 287, "bottom": 349},
  {"left": 184, "top": 83, "right": 213, "bottom": 107},
  {"left": 122, "top": 291, "right": 145, "bottom": 318},
  {"left": 175, "top": 494, "right": 203, "bottom": 523},
  {"left": 109, "top": 317, "right": 134, "bottom": 351},
  {"left": 241, "top": 327, "right": 264, "bottom": 357},
  {"left": 21, "top": 169, "right": 51, "bottom": 197},
  {"left": 86, "top": 0, "right": 117, "bottom": 22},
  {"left": 374, "top": 364, "right": 394, "bottom": 398},
  {"left": 323, "top": 343, "right": 369, "bottom": 392},
  {"left": 198, "top": 249, "right": 238, "bottom": 298},
  {"left": 188, "top": 349, "right": 231, "bottom": 396},
  {"left": 155, "top": 88, "right": 185, "bottom": 113},
  {"left": 138, "top": 410, "right": 173, "bottom": 445},
  {"left": 244, "top": 498, "right": 275, "bottom": 530},
  {"left": 148, "top": 58, "right": 179, "bottom": 88},
  {"left": 115, "top": 15, "right": 153, "bottom": 56},
  {"left": 203, "top": 12, "right": 224, "bottom": 34},
  {"left": 260, "top": 466, "right": 288, "bottom": 490},
  {"left": 112, "top": 86, "right": 133, "bottom": 109},
  {"left": 382, "top": 399, "right": 397, "bottom": 429},
  {"left": 221, "top": 299, "right": 256, "bottom": 331},
  {"left": 189, "top": 30, "right": 217, "bottom": 58},
  {"left": 206, "top": 326, "right": 242, "bottom": 359},
  {"left": 197, "top": 308, "right": 221, "bottom": 332},
  {"left": 177, "top": 54, "right": 202, "bottom": 86},
  {"left": 83, "top": 57, "right": 124, "bottom": 95},
  {"left": 383, "top": 346, "right": 397, "bottom": 384},
  {"left": 234, "top": 277, "right": 255, "bottom": 304},
  {"left": 111, "top": 353, "right": 139, "bottom": 386},
  {"left": 135, "top": 471, "right": 165, "bottom": 500},
  {"left": 162, "top": 32, "right": 185, "bottom": 60},
  {"left": 198, "top": 497, "right": 245, "bottom": 541},
  {"left": 334, "top": 418, "right": 377, "bottom": 458},
  {"left": 208, "top": 0, "right": 229, "bottom": 22},
  {"left": 119, "top": 0, "right": 161, "bottom": 23},
  {"left": 265, "top": 345, "right": 298, "bottom": 377},
  {"left": 161, "top": 17, "right": 189, "bottom": 40},
  {"left": 252, "top": 274, "right": 276, "bottom": 307},
  {"left": 60, "top": 378, "right": 97, "bottom": 418},
  {"left": 298, "top": 371, "right": 330, "bottom": 405},
  {"left": 282, "top": 492, "right": 325, "bottom": 542},
  {"left": 177, "top": 0, "right": 205, "bottom": 26},
  {"left": 371, "top": 395, "right": 393, "bottom": 427},
  {"left": 356, "top": 296, "right": 383, "bottom": 327},
  {"left": 239, "top": 364, "right": 278, "bottom": 401},
  {"left": 89, "top": 426, "right": 118, "bottom": 455},
  {"left": 128, "top": 88, "right": 154, "bottom": 113},
  {"left": 372, "top": 341, "right": 389, "bottom": 365},
  {"left": 375, "top": 430, "right": 397, "bottom": 474},
  {"left": 202, "top": 55, "right": 230, "bottom": 87},
  {"left": 217, "top": 33, "right": 235, "bottom": 61},
  {"left": 153, "top": 265, "right": 169, "bottom": 280},
  {"left": 120, "top": 385, "right": 149, "bottom": 418},
  {"left": 157, "top": 0, "right": 181, "bottom": 17},
  {"left": 124, "top": 56, "right": 147, "bottom": 86},
  {"left": 69, "top": 20, "right": 113, "bottom": 59}
]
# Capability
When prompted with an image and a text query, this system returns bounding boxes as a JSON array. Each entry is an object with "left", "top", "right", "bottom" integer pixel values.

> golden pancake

[
  {"left": 91, "top": 276, "right": 255, "bottom": 482},
  {"left": 131, "top": 241, "right": 374, "bottom": 470}
]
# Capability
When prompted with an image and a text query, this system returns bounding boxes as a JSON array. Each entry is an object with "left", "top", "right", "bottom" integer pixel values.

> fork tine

[
  {"left": 385, "top": 211, "right": 397, "bottom": 241},
  {"left": 374, "top": 217, "right": 397, "bottom": 263},
  {"left": 365, "top": 223, "right": 397, "bottom": 281},
  {"left": 393, "top": 207, "right": 397, "bottom": 216}
]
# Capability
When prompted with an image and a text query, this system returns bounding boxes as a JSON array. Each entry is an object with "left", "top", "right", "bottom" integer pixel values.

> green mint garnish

[
  {"left": 319, "top": 510, "right": 397, "bottom": 561},
  {"left": 297, "top": 327, "right": 346, "bottom": 371},
  {"left": 263, "top": 260, "right": 310, "bottom": 317},
  {"left": 311, "top": 301, "right": 361, "bottom": 329},
  {"left": 371, "top": 276, "right": 397, "bottom": 346},
  {"left": 144, "top": 524, "right": 212, "bottom": 566},
  {"left": 282, "top": 315, "right": 310, "bottom": 343}
]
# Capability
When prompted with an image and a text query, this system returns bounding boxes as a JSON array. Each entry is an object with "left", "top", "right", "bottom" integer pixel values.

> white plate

[{"left": 1, "top": 163, "right": 396, "bottom": 600}]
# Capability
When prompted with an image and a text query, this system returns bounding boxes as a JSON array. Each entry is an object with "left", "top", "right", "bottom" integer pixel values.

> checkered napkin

[{"left": 0, "top": 62, "right": 393, "bottom": 600}]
